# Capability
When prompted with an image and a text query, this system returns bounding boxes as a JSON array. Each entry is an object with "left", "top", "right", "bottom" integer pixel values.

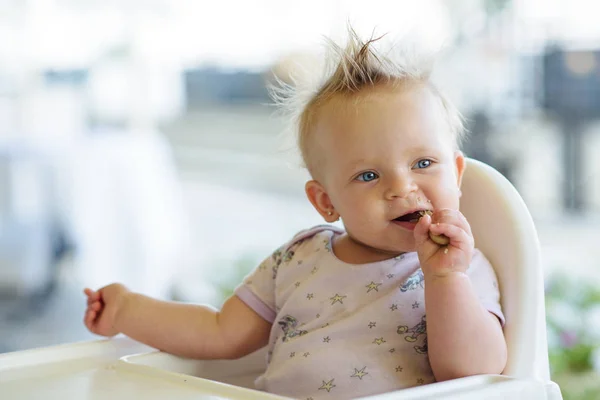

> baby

[{"left": 84, "top": 30, "right": 507, "bottom": 399}]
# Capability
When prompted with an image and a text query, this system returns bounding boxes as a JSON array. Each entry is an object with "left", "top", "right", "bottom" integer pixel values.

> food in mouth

[{"left": 395, "top": 210, "right": 450, "bottom": 246}]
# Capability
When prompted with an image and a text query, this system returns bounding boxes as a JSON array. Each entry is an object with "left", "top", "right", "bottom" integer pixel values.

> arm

[
  {"left": 414, "top": 210, "right": 507, "bottom": 381},
  {"left": 424, "top": 272, "right": 507, "bottom": 380},
  {"left": 84, "top": 284, "right": 271, "bottom": 359}
]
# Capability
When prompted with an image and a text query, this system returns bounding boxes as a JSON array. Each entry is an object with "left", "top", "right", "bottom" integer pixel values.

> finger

[
  {"left": 84, "top": 309, "right": 96, "bottom": 330},
  {"left": 429, "top": 223, "right": 473, "bottom": 248},
  {"left": 431, "top": 208, "right": 458, "bottom": 224},
  {"left": 413, "top": 213, "right": 432, "bottom": 246},
  {"left": 84, "top": 288, "right": 100, "bottom": 304},
  {"left": 433, "top": 209, "right": 472, "bottom": 236},
  {"left": 91, "top": 301, "right": 103, "bottom": 312},
  {"left": 453, "top": 211, "right": 473, "bottom": 236},
  {"left": 429, "top": 231, "right": 450, "bottom": 246}
]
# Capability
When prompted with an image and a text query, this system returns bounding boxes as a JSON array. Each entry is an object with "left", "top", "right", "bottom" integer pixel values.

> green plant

[
  {"left": 545, "top": 273, "right": 600, "bottom": 374},
  {"left": 545, "top": 272, "right": 600, "bottom": 399},
  {"left": 210, "top": 253, "right": 262, "bottom": 306}
]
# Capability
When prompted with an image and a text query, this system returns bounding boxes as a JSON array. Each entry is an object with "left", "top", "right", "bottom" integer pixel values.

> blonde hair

[{"left": 271, "top": 28, "right": 465, "bottom": 176}]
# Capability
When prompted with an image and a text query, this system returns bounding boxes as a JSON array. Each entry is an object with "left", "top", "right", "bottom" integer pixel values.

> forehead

[{"left": 312, "top": 84, "right": 453, "bottom": 157}]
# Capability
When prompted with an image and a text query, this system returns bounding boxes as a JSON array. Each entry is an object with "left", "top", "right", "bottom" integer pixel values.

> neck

[{"left": 333, "top": 233, "right": 405, "bottom": 264}]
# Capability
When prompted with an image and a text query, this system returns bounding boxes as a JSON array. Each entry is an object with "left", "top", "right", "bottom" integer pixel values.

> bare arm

[
  {"left": 414, "top": 210, "right": 507, "bottom": 381},
  {"left": 84, "top": 285, "right": 272, "bottom": 360},
  {"left": 424, "top": 272, "right": 507, "bottom": 381}
]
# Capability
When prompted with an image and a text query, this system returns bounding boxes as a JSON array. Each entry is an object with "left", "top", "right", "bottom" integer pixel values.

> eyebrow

[
  {"left": 407, "top": 145, "right": 437, "bottom": 155},
  {"left": 346, "top": 158, "right": 368, "bottom": 171},
  {"left": 349, "top": 145, "right": 437, "bottom": 165},
  {"left": 345, "top": 140, "right": 445, "bottom": 169}
]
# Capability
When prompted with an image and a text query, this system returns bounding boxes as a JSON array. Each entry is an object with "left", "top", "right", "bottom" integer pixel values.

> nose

[{"left": 384, "top": 172, "right": 417, "bottom": 200}]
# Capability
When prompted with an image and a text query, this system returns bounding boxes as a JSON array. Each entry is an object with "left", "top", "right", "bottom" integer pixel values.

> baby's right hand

[{"left": 83, "top": 283, "right": 129, "bottom": 337}]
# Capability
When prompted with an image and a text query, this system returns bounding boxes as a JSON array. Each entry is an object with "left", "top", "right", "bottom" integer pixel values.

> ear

[
  {"left": 305, "top": 180, "right": 339, "bottom": 222},
  {"left": 454, "top": 151, "right": 466, "bottom": 193}
]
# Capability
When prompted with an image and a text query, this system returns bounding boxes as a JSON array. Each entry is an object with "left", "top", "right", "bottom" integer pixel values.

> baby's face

[{"left": 311, "top": 84, "right": 465, "bottom": 256}]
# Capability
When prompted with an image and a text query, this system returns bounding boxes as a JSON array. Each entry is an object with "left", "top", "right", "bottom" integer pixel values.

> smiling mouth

[{"left": 394, "top": 210, "right": 432, "bottom": 223}]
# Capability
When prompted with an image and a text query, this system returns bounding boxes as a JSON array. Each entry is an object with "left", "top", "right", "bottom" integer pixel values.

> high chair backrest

[{"left": 459, "top": 158, "right": 550, "bottom": 381}]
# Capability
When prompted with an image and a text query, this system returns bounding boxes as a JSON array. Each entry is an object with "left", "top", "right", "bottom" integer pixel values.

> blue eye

[
  {"left": 414, "top": 159, "right": 432, "bottom": 169},
  {"left": 356, "top": 171, "right": 379, "bottom": 182}
]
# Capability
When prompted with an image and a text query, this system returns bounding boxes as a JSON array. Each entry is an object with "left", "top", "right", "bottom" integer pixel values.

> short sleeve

[
  {"left": 234, "top": 225, "right": 343, "bottom": 324},
  {"left": 234, "top": 245, "right": 284, "bottom": 323},
  {"left": 467, "top": 249, "right": 505, "bottom": 326}
]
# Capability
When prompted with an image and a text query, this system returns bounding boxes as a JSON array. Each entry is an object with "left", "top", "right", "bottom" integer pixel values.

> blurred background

[{"left": 0, "top": 0, "right": 599, "bottom": 398}]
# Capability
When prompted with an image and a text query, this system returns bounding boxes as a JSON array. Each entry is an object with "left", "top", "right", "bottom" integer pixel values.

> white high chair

[{"left": 0, "top": 159, "right": 563, "bottom": 399}]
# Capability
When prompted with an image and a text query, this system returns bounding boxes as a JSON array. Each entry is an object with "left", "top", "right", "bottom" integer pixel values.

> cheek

[
  {"left": 337, "top": 197, "right": 362, "bottom": 215},
  {"left": 341, "top": 196, "right": 382, "bottom": 226},
  {"left": 334, "top": 190, "right": 368, "bottom": 214},
  {"left": 426, "top": 177, "right": 460, "bottom": 205}
]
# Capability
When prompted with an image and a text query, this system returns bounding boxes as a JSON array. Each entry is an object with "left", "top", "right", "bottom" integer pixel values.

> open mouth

[
  {"left": 394, "top": 210, "right": 432, "bottom": 223},
  {"left": 393, "top": 209, "right": 450, "bottom": 245}
]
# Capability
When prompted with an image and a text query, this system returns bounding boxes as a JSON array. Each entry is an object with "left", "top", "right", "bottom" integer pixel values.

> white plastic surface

[
  {"left": 0, "top": 159, "right": 563, "bottom": 399},
  {"left": 121, "top": 346, "right": 268, "bottom": 389},
  {"left": 122, "top": 348, "right": 559, "bottom": 399},
  {"left": 460, "top": 158, "right": 550, "bottom": 380},
  {"left": 0, "top": 337, "right": 285, "bottom": 400},
  {"left": 0, "top": 338, "right": 554, "bottom": 400}
]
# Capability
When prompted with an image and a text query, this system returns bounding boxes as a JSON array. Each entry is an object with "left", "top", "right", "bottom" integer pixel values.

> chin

[{"left": 386, "top": 232, "right": 416, "bottom": 249}]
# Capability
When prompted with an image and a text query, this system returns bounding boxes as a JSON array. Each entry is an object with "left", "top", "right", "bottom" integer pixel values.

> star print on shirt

[
  {"left": 295, "top": 281, "right": 301, "bottom": 288},
  {"left": 417, "top": 378, "right": 425, "bottom": 384},
  {"left": 389, "top": 348, "right": 396, "bottom": 353},
  {"left": 366, "top": 281, "right": 382, "bottom": 293},
  {"left": 307, "top": 293, "right": 314, "bottom": 300},
  {"left": 373, "top": 337, "right": 386, "bottom": 345},
  {"left": 330, "top": 294, "right": 347, "bottom": 305},
  {"left": 311, "top": 266, "right": 318, "bottom": 274},
  {"left": 351, "top": 367, "right": 368, "bottom": 380},
  {"left": 390, "top": 304, "right": 398, "bottom": 311},
  {"left": 368, "top": 322, "right": 376, "bottom": 329},
  {"left": 412, "top": 301, "right": 420, "bottom": 309},
  {"left": 290, "top": 352, "right": 296, "bottom": 357},
  {"left": 323, "top": 336, "right": 331, "bottom": 343},
  {"left": 318, "top": 379, "right": 336, "bottom": 392},
  {"left": 396, "top": 366, "right": 403, "bottom": 372},
  {"left": 303, "top": 352, "right": 310, "bottom": 357},
  {"left": 387, "top": 273, "right": 395, "bottom": 279}
]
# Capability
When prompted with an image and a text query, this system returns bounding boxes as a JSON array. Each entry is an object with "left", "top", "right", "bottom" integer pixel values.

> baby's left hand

[{"left": 413, "top": 209, "right": 474, "bottom": 278}]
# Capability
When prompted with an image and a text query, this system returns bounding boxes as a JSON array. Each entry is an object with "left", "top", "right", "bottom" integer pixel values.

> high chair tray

[{"left": 0, "top": 336, "right": 559, "bottom": 399}]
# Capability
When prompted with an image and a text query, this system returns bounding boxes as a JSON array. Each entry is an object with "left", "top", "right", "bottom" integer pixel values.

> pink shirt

[{"left": 235, "top": 225, "right": 504, "bottom": 399}]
